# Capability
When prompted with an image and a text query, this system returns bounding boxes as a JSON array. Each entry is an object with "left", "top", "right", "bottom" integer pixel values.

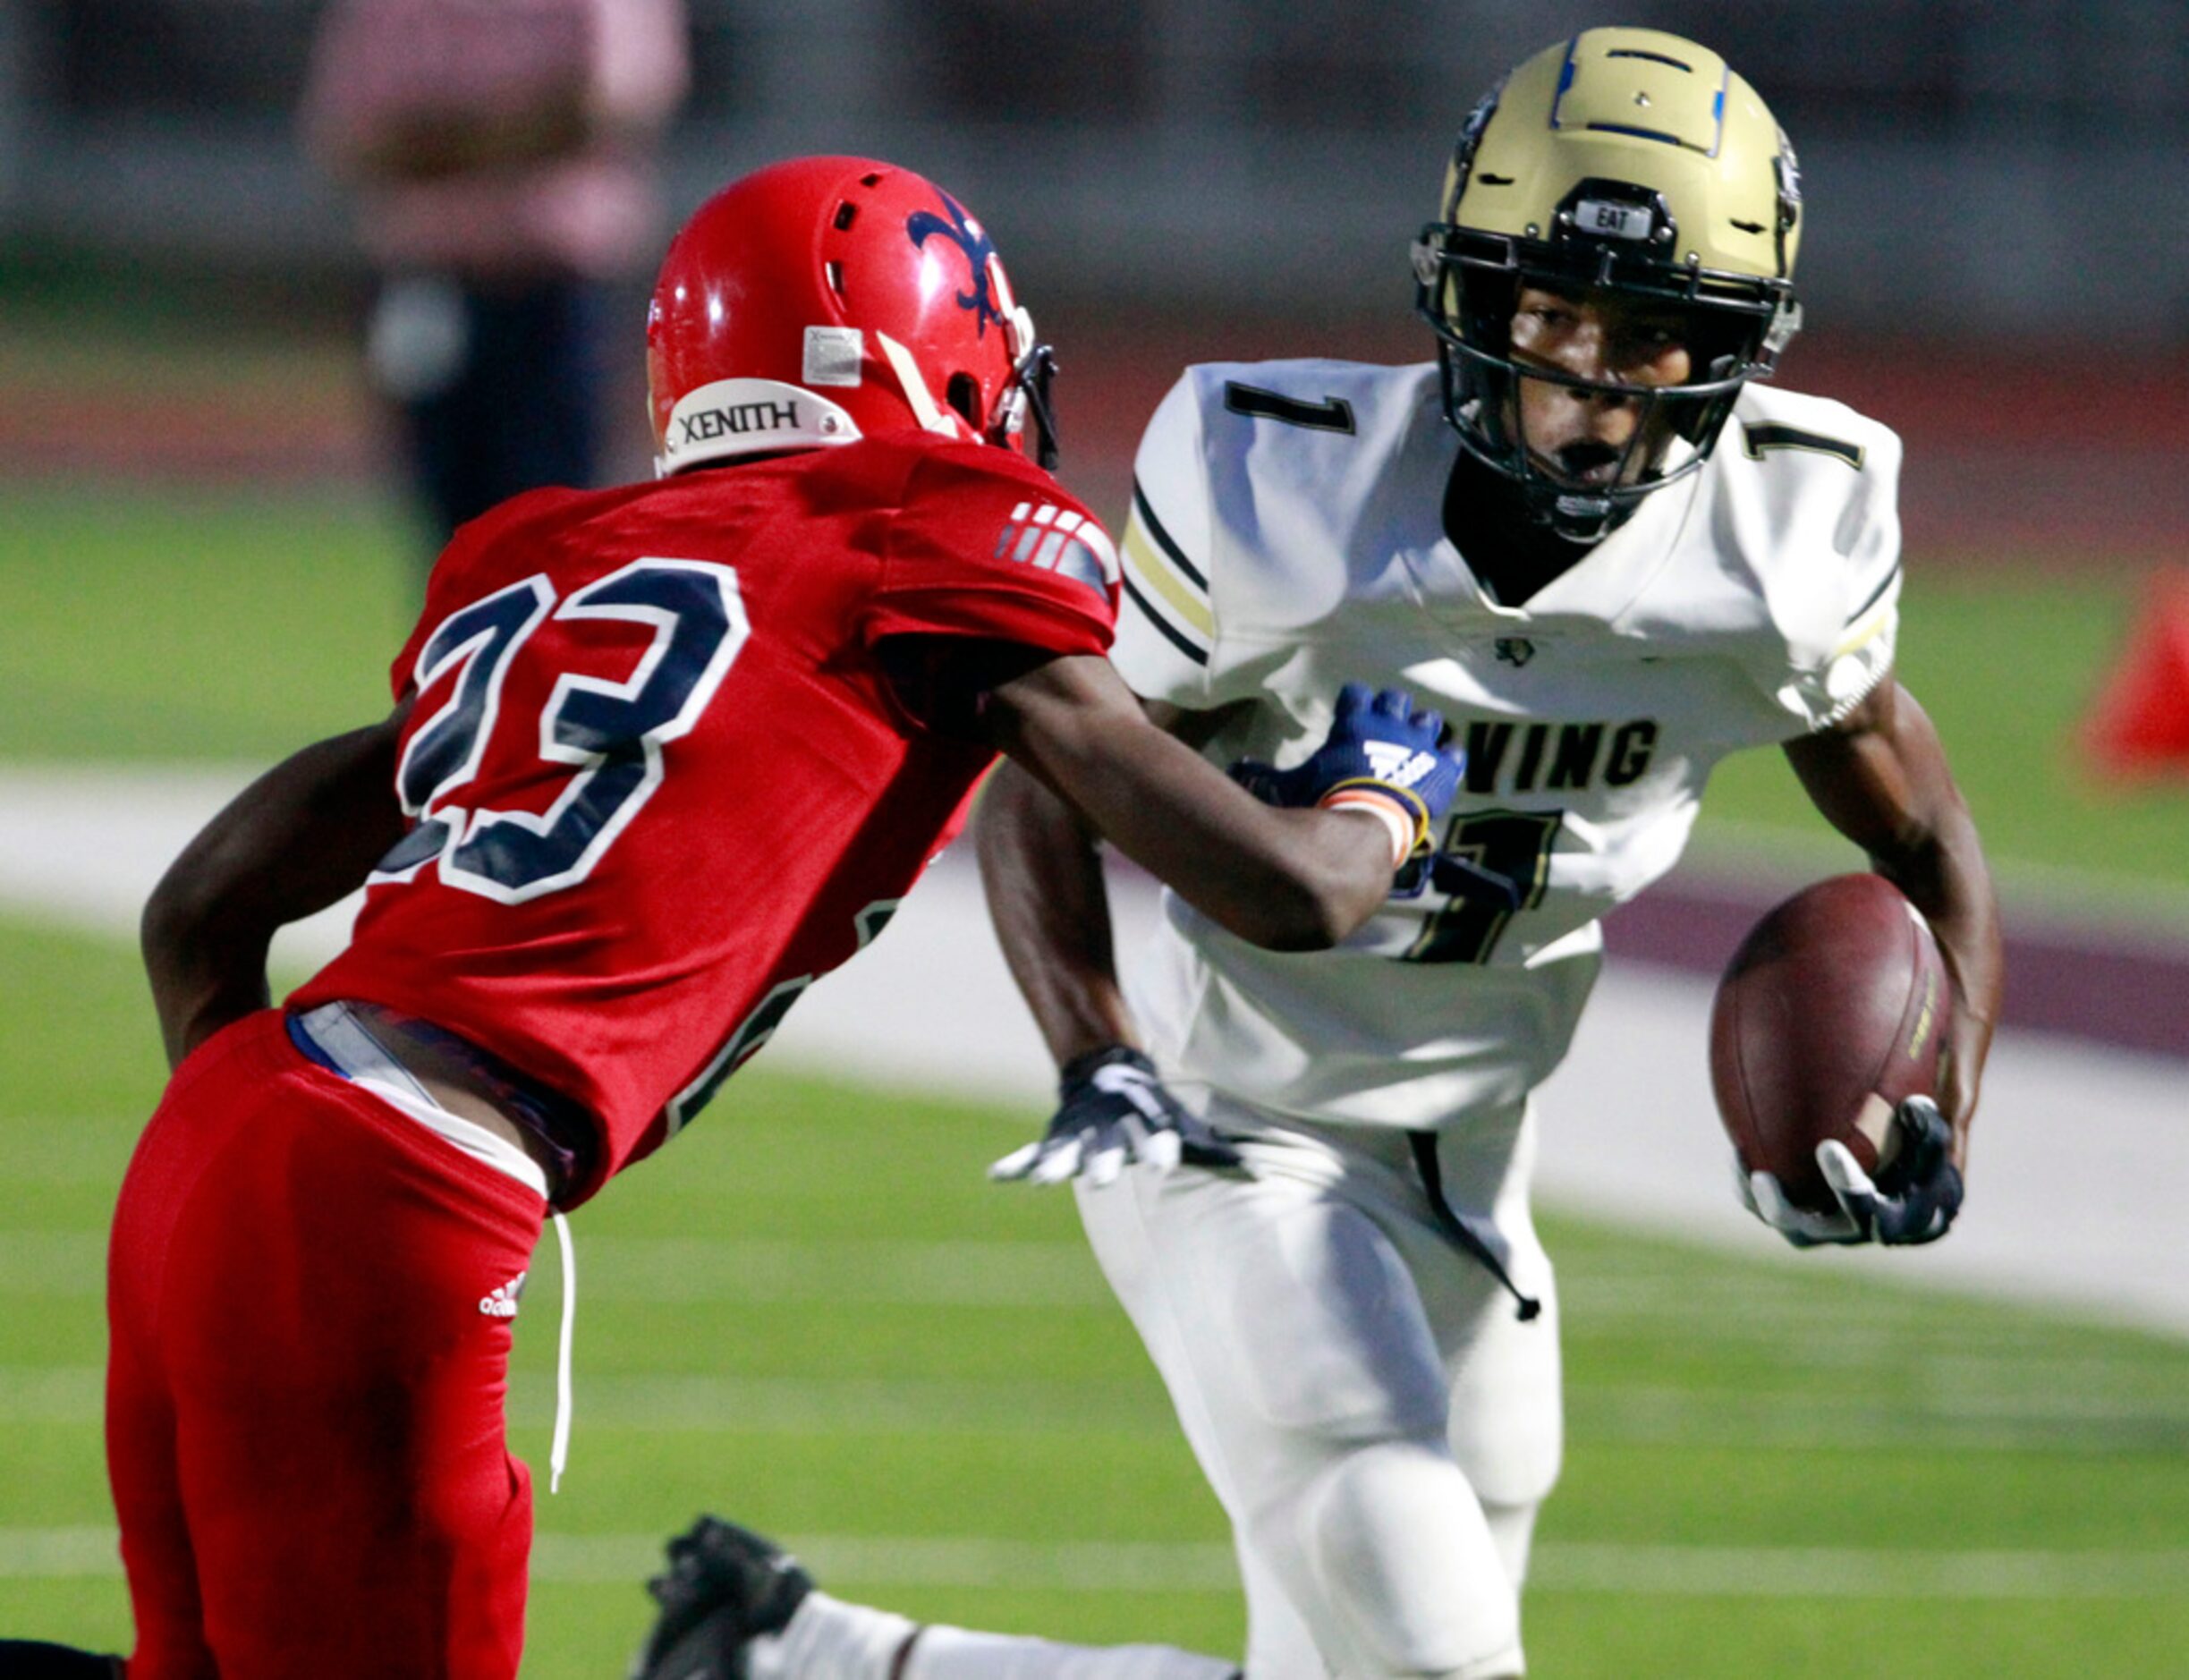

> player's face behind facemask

[
  {"left": 1502, "top": 281, "right": 1698, "bottom": 498},
  {"left": 1413, "top": 27, "right": 1803, "bottom": 545}
]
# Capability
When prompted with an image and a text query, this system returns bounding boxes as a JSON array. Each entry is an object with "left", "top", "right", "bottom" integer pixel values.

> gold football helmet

[{"left": 1413, "top": 29, "right": 1803, "bottom": 539}]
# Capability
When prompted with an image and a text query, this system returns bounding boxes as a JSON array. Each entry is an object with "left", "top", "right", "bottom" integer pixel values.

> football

[{"left": 1708, "top": 873, "right": 1952, "bottom": 1212}]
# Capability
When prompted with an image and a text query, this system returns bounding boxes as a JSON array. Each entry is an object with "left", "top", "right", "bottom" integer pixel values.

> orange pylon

[{"left": 2083, "top": 569, "right": 2189, "bottom": 776}]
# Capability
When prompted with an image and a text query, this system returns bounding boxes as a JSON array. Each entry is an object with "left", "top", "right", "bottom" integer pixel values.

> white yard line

[
  {"left": 2, "top": 1526, "right": 2182, "bottom": 1599},
  {"left": 4, "top": 767, "right": 2185, "bottom": 1336},
  {"left": 6, "top": 1365, "right": 2176, "bottom": 1453}
]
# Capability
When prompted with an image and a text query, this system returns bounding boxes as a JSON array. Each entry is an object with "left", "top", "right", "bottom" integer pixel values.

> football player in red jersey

[{"left": 68, "top": 157, "right": 1465, "bottom": 1680}]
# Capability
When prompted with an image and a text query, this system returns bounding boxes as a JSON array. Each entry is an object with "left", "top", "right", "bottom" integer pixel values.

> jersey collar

[{"left": 1399, "top": 383, "right": 1705, "bottom": 632}]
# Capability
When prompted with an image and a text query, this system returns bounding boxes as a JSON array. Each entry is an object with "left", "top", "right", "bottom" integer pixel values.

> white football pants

[{"left": 1074, "top": 1096, "right": 1562, "bottom": 1680}]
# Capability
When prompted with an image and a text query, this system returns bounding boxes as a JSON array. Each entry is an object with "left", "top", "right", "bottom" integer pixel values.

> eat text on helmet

[
  {"left": 648, "top": 156, "right": 1059, "bottom": 477},
  {"left": 1413, "top": 28, "right": 1803, "bottom": 541}
]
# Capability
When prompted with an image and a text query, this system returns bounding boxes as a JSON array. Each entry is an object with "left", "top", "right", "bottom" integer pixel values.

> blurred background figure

[{"left": 301, "top": 0, "right": 689, "bottom": 558}]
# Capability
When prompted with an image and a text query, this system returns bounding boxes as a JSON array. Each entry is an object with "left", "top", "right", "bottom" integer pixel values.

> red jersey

[{"left": 294, "top": 433, "right": 1117, "bottom": 1204}]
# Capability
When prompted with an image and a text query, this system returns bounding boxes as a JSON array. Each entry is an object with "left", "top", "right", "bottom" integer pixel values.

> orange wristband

[{"left": 1319, "top": 785, "right": 1419, "bottom": 870}]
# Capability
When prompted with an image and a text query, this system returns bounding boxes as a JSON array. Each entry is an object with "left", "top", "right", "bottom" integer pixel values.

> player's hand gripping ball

[
  {"left": 990, "top": 1045, "right": 1242, "bottom": 1187},
  {"left": 1229, "top": 683, "right": 1465, "bottom": 870},
  {"left": 1710, "top": 872, "right": 1964, "bottom": 1247}
]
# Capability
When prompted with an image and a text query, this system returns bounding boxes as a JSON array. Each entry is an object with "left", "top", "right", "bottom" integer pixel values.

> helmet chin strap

[
  {"left": 873, "top": 331, "right": 972, "bottom": 442},
  {"left": 1539, "top": 433, "right": 1700, "bottom": 543},
  {"left": 1544, "top": 492, "right": 1621, "bottom": 544},
  {"left": 1454, "top": 378, "right": 1701, "bottom": 545},
  {"left": 988, "top": 254, "right": 1044, "bottom": 451}
]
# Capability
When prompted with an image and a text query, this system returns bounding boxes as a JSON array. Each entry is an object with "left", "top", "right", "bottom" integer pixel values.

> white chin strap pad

[{"left": 656, "top": 378, "right": 862, "bottom": 476}]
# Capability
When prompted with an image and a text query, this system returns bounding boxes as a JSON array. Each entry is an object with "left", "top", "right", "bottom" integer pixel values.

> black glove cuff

[{"left": 1057, "top": 1043, "right": 1153, "bottom": 1095}]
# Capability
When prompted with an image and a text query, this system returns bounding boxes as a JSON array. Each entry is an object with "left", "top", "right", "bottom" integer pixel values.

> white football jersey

[{"left": 1113, "top": 359, "right": 1903, "bottom": 1130}]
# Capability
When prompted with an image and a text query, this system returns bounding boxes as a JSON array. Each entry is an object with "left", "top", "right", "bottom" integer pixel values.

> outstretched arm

[
  {"left": 911, "top": 643, "right": 1457, "bottom": 1187},
  {"left": 1783, "top": 675, "right": 2002, "bottom": 1165},
  {"left": 976, "top": 688, "right": 1250, "bottom": 1065},
  {"left": 977, "top": 687, "right": 1253, "bottom": 1183},
  {"left": 977, "top": 753, "right": 1135, "bottom": 1069},
  {"left": 142, "top": 707, "right": 411, "bottom": 1069},
  {"left": 981, "top": 653, "right": 1410, "bottom": 956}
]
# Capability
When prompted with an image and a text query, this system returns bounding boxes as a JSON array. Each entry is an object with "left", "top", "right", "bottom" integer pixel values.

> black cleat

[{"left": 632, "top": 1515, "right": 816, "bottom": 1680}]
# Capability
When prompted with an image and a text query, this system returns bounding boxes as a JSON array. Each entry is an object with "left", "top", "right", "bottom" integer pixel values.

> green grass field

[
  {"left": 4, "top": 483, "right": 2187, "bottom": 1675},
  {"left": 4, "top": 916, "right": 2186, "bottom": 1676}
]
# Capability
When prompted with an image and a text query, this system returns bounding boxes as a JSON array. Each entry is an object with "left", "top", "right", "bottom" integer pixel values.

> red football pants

[{"left": 106, "top": 1011, "right": 547, "bottom": 1679}]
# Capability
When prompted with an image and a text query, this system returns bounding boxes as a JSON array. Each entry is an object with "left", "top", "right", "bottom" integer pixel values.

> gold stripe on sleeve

[{"left": 1122, "top": 516, "right": 1216, "bottom": 640}]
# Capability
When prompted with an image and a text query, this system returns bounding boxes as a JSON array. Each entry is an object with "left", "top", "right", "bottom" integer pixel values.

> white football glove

[
  {"left": 989, "top": 1046, "right": 1242, "bottom": 1188},
  {"left": 1735, "top": 1095, "right": 1964, "bottom": 1248}
]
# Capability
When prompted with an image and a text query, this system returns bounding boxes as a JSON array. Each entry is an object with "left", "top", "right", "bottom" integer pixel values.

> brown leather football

[{"left": 1709, "top": 873, "right": 1952, "bottom": 1211}]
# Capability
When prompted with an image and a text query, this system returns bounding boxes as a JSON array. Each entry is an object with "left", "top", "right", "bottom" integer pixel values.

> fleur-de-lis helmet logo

[{"left": 906, "top": 191, "right": 1005, "bottom": 339}]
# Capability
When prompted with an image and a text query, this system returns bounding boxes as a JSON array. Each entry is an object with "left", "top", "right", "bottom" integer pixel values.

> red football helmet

[{"left": 647, "top": 155, "right": 1058, "bottom": 476}]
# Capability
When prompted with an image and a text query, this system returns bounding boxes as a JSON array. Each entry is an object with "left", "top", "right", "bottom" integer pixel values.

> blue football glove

[
  {"left": 1736, "top": 1095, "right": 1964, "bottom": 1247},
  {"left": 989, "top": 1045, "right": 1242, "bottom": 1188},
  {"left": 1229, "top": 683, "right": 1466, "bottom": 868}
]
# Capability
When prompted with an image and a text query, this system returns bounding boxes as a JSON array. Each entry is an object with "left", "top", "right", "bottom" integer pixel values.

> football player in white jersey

[{"left": 634, "top": 26, "right": 2002, "bottom": 1680}]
